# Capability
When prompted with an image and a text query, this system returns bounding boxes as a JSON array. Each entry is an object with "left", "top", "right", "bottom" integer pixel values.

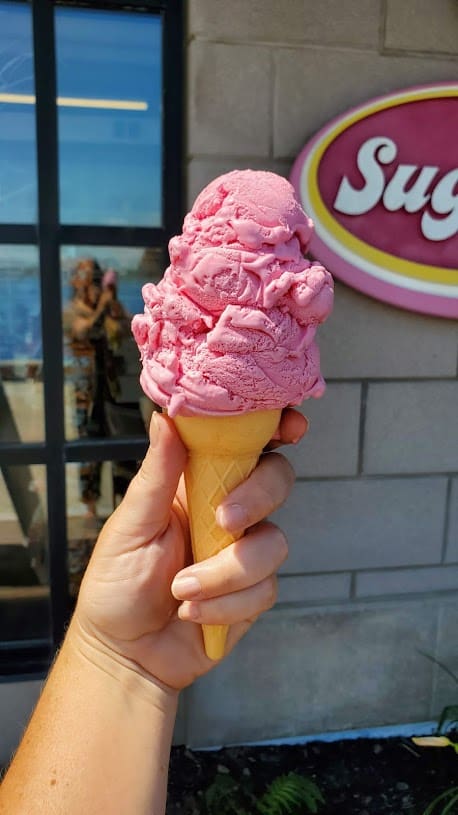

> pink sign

[{"left": 290, "top": 83, "right": 458, "bottom": 318}]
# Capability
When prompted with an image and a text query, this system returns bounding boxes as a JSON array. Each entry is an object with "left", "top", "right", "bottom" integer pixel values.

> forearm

[{"left": 0, "top": 620, "right": 178, "bottom": 815}]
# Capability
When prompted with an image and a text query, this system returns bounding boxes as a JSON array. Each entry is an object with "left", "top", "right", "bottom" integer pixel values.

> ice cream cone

[{"left": 173, "top": 408, "right": 281, "bottom": 660}]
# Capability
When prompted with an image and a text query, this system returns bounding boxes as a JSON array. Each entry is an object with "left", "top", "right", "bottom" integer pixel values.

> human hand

[
  {"left": 95, "top": 288, "right": 114, "bottom": 314},
  {"left": 73, "top": 409, "right": 307, "bottom": 691}
]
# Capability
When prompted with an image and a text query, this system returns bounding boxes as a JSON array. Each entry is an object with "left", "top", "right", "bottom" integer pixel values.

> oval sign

[{"left": 290, "top": 83, "right": 458, "bottom": 319}]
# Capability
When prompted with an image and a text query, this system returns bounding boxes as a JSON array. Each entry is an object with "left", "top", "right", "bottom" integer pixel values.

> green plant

[
  {"left": 437, "top": 706, "right": 458, "bottom": 737},
  {"left": 413, "top": 653, "right": 458, "bottom": 814},
  {"left": 202, "top": 769, "right": 324, "bottom": 815},
  {"left": 257, "top": 772, "right": 324, "bottom": 815},
  {"left": 415, "top": 651, "right": 458, "bottom": 746},
  {"left": 421, "top": 786, "right": 458, "bottom": 815},
  {"left": 412, "top": 733, "right": 458, "bottom": 815},
  {"left": 203, "top": 773, "right": 250, "bottom": 815}
]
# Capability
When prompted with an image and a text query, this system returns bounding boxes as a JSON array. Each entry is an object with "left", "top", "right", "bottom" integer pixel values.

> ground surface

[{"left": 167, "top": 737, "right": 458, "bottom": 815}]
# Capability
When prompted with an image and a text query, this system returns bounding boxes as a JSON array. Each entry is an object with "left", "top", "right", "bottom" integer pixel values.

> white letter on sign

[
  {"left": 421, "top": 169, "right": 458, "bottom": 241},
  {"left": 333, "top": 137, "right": 397, "bottom": 215},
  {"left": 383, "top": 165, "right": 439, "bottom": 213}
]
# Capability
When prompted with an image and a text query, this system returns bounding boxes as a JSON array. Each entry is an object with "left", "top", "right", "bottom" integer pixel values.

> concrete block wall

[{"left": 184, "top": 0, "right": 458, "bottom": 745}]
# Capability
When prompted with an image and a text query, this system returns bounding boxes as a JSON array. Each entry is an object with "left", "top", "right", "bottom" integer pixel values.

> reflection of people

[
  {"left": 0, "top": 410, "right": 307, "bottom": 814},
  {"left": 101, "top": 267, "right": 130, "bottom": 353},
  {"left": 63, "top": 259, "right": 130, "bottom": 517}
]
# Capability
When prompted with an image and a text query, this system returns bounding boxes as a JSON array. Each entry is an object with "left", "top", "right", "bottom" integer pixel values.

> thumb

[{"left": 108, "top": 412, "right": 187, "bottom": 543}]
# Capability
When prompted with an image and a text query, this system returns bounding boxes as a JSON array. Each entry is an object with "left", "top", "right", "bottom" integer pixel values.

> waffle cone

[{"left": 173, "top": 409, "right": 281, "bottom": 660}]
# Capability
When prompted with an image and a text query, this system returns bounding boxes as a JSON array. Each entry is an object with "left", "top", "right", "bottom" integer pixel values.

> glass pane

[
  {"left": 67, "top": 457, "right": 139, "bottom": 596},
  {"left": 0, "top": 1, "right": 37, "bottom": 223},
  {"left": 55, "top": 8, "right": 162, "bottom": 227},
  {"left": 0, "top": 465, "right": 50, "bottom": 641},
  {"left": 0, "top": 246, "right": 44, "bottom": 442},
  {"left": 61, "top": 246, "right": 163, "bottom": 443}
]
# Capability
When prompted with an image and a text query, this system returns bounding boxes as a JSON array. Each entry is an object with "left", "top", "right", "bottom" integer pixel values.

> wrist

[{"left": 65, "top": 617, "right": 179, "bottom": 712}]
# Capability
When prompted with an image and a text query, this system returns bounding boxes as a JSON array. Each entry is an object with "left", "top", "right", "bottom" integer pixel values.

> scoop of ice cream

[{"left": 132, "top": 169, "right": 334, "bottom": 417}]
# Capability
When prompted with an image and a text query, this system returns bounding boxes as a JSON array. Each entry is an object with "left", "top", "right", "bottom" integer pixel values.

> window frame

[{"left": 0, "top": 0, "right": 184, "bottom": 677}]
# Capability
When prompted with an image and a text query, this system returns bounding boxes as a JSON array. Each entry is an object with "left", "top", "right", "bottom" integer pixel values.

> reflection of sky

[
  {"left": 0, "top": 244, "right": 167, "bottom": 360},
  {"left": 56, "top": 8, "right": 162, "bottom": 226},
  {"left": 0, "top": 2, "right": 37, "bottom": 223},
  {"left": 0, "top": 245, "right": 40, "bottom": 360},
  {"left": 0, "top": 3, "right": 163, "bottom": 227}
]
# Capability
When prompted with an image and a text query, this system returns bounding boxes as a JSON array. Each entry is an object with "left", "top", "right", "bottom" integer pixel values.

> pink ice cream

[{"left": 132, "top": 170, "right": 334, "bottom": 417}]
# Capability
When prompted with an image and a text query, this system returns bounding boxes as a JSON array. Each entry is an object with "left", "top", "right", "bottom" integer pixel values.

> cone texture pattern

[{"left": 174, "top": 409, "right": 281, "bottom": 660}]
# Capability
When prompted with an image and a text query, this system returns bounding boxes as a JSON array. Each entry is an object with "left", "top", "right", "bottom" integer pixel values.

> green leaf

[
  {"left": 442, "top": 791, "right": 458, "bottom": 815},
  {"left": 438, "top": 705, "right": 458, "bottom": 735},
  {"left": 203, "top": 773, "right": 242, "bottom": 815},
  {"left": 423, "top": 787, "right": 458, "bottom": 815},
  {"left": 257, "top": 772, "right": 324, "bottom": 815}
]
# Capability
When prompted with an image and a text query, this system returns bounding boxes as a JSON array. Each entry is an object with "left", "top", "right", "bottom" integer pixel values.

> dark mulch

[{"left": 167, "top": 736, "right": 458, "bottom": 815}]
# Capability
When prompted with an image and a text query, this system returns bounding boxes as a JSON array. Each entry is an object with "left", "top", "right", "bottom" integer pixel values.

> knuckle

[{"left": 135, "top": 463, "right": 151, "bottom": 489}]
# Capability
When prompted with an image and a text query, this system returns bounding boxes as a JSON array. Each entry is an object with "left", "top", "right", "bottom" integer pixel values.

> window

[
  {"left": 55, "top": 8, "right": 163, "bottom": 226},
  {"left": 0, "top": 0, "right": 183, "bottom": 677},
  {"left": 0, "top": 2, "right": 37, "bottom": 223},
  {"left": 0, "top": 246, "right": 43, "bottom": 441}
]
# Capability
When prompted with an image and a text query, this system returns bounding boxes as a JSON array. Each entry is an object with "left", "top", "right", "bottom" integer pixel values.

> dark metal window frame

[{"left": 0, "top": 0, "right": 184, "bottom": 677}]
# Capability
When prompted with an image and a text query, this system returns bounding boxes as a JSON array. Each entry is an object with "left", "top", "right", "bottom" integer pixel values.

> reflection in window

[
  {"left": 66, "top": 458, "right": 139, "bottom": 597},
  {"left": 55, "top": 8, "right": 163, "bottom": 227},
  {"left": 61, "top": 246, "right": 161, "bottom": 514},
  {"left": 0, "top": 2, "right": 37, "bottom": 223},
  {"left": 0, "top": 246, "right": 44, "bottom": 442},
  {"left": 0, "top": 465, "right": 50, "bottom": 640},
  {"left": 61, "top": 245, "right": 162, "bottom": 442}
]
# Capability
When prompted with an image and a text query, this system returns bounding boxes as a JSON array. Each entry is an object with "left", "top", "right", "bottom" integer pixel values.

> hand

[
  {"left": 93, "top": 288, "right": 113, "bottom": 318},
  {"left": 73, "top": 409, "right": 308, "bottom": 691}
]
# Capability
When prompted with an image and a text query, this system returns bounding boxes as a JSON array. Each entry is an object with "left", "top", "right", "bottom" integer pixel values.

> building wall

[
  {"left": 1, "top": 1, "right": 457, "bottom": 763},
  {"left": 182, "top": 0, "right": 458, "bottom": 746}
]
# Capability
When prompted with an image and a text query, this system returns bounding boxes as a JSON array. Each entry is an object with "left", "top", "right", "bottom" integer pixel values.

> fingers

[
  {"left": 212, "top": 408, "right": 305, "bottom": 535},
  {"left": 178, "top": 575, "right": 277, "bottom": 625},
  {"left": 216, "top": 451, "right": 295, "bottom": 534},
  {"left": 171, "top": 521, "right": 287, "bottom": 619},
  {"left": 107, "top": 412, "right": 187, "bottom": 543},
  {"left": 267, "top": 407, "right": 309, "bottom": 450}
]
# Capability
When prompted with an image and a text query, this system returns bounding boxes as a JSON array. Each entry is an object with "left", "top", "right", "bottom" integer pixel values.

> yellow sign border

[{"left": 305, "top": 87, "right": 458, "bottom": 286}]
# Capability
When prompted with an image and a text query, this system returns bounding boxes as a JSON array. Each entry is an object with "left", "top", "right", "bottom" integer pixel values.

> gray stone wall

[{"left": 182, "top": 0, "right": 458, "bottom": 746}]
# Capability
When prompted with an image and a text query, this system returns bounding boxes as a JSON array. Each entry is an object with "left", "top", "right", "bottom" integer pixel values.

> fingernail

[
  {"left": 149, "top": 412, "right": 160, "bottom": 447},
  {"left": 172, "top": 575, "right": 202, "bottom": 599},
  {"left": 217, "top": 503, "right": 248, "bottom": 530}
]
